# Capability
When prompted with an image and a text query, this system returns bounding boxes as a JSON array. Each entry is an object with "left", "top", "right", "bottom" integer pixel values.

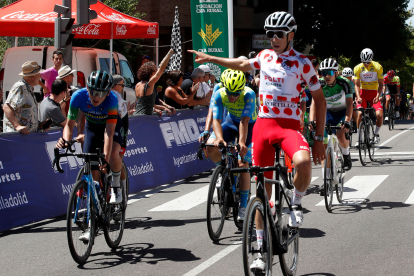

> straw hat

[
  {"left": 56, "top": 65, "right": 77, "bottom": 80},
  {"left": 19, "top": 61, "right": 44, "bottom": 76}
]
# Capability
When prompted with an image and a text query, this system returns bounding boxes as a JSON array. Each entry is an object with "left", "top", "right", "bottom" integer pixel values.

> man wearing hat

[
  {"left": 39, "top": 50, "right": 64, "bottom": 98},
  {"left": 56, "top": 65, "right": 78, "bottom": 116},
  {"left": 3, "top": 61, "right": 50, "bottom": 134},
  {"left": 197, "top": 64, "right": 213, "bottom": 99}
]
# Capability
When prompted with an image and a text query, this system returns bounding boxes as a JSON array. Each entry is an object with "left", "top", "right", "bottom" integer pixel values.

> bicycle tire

[
  {"left": 122, "top": 161, "right": 129, "bottom": 210},
  {"left": 67, "top": 180, "right": 96, "bottom": 265},
  {"left": 336, "top": 153, "right": 345, "bottom": 203},
  {"left": 388, "top": 103, "right": 393, "bottom": 131},
  {"left": 242, "top": 196, "right": 273, "bottom": 276},
  {"left": 277, "top": 179, "right": 299, "bottom": 276},
  {"left": 368, "top": 119, "right": 375, "bottom": 161},
  {"left": 103, "top": 178, "right": 126, "bottom": 248},
  {"left": 358, "top": 121, "right": 367, "bottom": 166},
  {"left": 206, "top": 165, "right": 227, "bottom": 241},
  {"left": 324, "top": 148, "right": 334, "bottom": 212}
]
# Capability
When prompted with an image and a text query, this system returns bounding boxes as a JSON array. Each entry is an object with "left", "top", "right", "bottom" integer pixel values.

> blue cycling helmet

[{"left": 87, "top": 70, "right": 113, "bottom": 91}]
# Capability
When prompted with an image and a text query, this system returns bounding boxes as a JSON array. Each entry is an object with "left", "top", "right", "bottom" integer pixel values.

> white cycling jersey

[
  {"left": 249, "top": 48, "right": 321, "bottom": 122},
  {"left": 112, "top": 90, "right": 128, "bottom": 118}
]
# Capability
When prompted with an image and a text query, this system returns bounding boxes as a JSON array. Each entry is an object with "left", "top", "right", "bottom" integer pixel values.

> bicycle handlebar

[{"left": 197, "top": 140, "right": 245, "bottom": 163}]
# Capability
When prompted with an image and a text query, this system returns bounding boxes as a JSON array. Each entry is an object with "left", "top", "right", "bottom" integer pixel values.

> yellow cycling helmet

[
  {"left": 220, "top": 69, "right": 231, "bottom": 83},
  {"left": 223, "top": 70, "right": 246, "bottom": 92}
]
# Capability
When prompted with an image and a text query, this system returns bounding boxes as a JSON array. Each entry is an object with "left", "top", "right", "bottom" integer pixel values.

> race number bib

[{"left": 360, "top": 71, "right": 378, "bottom": 82}]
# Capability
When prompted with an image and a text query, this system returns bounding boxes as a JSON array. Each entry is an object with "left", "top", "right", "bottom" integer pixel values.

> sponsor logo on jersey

[{"left": 308, "top": 75, "right": 319, "bottom": 87}]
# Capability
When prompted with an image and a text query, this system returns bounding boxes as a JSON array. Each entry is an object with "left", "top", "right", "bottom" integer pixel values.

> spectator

[
  {"left": 180, "top": 68, "right": 211, "bottom": 107},
  {"left": 39, "top": 50, "right": 64, "bottom": 98},
  {"left": 56, "top": 65, "right": 77, "bottom": 116},
  {"left": 209, "top": 74, "right": 217, "bottom": 88},
  {"left": 164, "top": 70, "right": 197, "bottom": 109},
  {"left": 197, "top": 65, "right": 213, "bottom": 99},
  {"left": 141, "top": 55, "right": 151, "bottom": 65},
  {"left": 134, "top": 49, "right": 175, "bottom": 115},
  {"left": 39, "top": 79, "right": 70, "bottom": 127},
  {"left": 3, "top": 61, "right": 50, "bottom": 134},
  {"left": 183, "top": 65, "right": 193, "bottom": 80}
]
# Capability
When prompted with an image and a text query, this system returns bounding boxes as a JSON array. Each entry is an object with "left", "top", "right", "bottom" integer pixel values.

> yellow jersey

[{"left": 353, "top": 61, "right": 383, "bottom": 91}]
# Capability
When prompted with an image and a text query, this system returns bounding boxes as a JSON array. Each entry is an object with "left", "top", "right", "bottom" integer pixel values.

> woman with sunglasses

[
  {"left": 189, "top": 10, "right": 326, "bottom": 234},
  {"left": 353, "top": 48, "right": 384, "bottom": 146},
  {"left": 309, "top": 59, "right": 353, "bottom": 193}
]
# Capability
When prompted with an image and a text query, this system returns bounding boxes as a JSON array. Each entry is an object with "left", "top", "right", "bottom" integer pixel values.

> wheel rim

[
  {"left": 207, "top": 167, "right": 226, "bottom": 240},
  {"left": 336, "top": 157, "right": 344, "bottom": 202},
  {"left": 324, "top": 149, "right": 334, "bottom": 212},
  {"left": 358, "top": 122, "right": 367, "bottom": 165},
  {"left": 368, "top": 121, "right": 375, "bottom": 160},
  {"left": 103, "top": 183, "right": 125, "bottom": 248}
]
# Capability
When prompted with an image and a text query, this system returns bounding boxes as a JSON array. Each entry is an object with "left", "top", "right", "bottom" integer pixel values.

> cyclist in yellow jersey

[{"left": 353, "top": 48, "right": 383, "bottom": 145}]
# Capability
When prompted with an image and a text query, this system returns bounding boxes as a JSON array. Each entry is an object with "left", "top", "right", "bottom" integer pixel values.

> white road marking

[
  {"left": 351, "top": 151, "right": 414, "bottom": 156},
  {"left": 316, "top": 175, "right": 388, "bottom": 206},
  {"left": 127, "top": 180, "right": 185, "bottom": 206},
  {"left": 405, "top": 190, "right": 414, "bottom": 204},
  {"left": 376, "top": 125, "right": 414, "bottom": 149},
  {"left": 311, "top": 177, "right": 319, "bottom": 183},
  {"left": 149, "top": 185, "right": 210, "bottom": 211},
  {"left": 182, "top": 241, "right": 242, "bottom": 276}
]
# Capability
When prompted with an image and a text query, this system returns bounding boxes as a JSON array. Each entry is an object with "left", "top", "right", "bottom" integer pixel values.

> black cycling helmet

[{"left": 87, "top": 70, "right": 113, "bottom": 91}]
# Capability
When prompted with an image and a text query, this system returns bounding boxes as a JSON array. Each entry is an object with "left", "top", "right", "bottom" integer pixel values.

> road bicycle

[
  {"left": 387, "top": 94, "right": 396, "bottom": 130},
  {"left": 233, "top": 144, "right": 298, "bottom": 276},
  {"left": 279, "top": 150, "right": 296, "bottom": 185},
  {"left": 198, "top": 139, "right": 247, "bottom": 241},
  {"left": 355, "top": 103, "right": 376, "bottom": 166},
  {"left": 53, "top": 140, "right": 126, "bottom": 265},
  {"left": 322, "top": 124, "right": 346, "bottom": 212}
]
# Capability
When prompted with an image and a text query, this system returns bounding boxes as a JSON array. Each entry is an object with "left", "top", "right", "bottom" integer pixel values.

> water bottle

[
  {"left": 269, "top": 200, "right": 276, "bottom": 216},
  {"left": 94, "top": 181, "right": 102, "bottom": 201}
]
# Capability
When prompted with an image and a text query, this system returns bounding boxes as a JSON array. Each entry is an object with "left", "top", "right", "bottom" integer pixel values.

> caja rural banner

[
  {"left": 190, "top": 0, "right": 229, "bottom": 80},
  {"left": 0, "top": 108, "right": 214, "bottom": 232}
]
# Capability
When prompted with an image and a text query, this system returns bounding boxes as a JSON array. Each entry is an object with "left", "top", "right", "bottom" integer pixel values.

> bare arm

[
  {"left": 165, "top": 87, "right": 193, "bottom": 106},
  {"left": 3, "top": 104, "right": 29, "bottom": 134},
  {"left": 355, "top": 79, "right": 361, "bottom": 99},
  {"left": 188, "top": 50, "right": 253, "bottom": 72},
  {"left": 38, "top": 80, "right": 49, "bottom": 95},
  {"left": 212, "top": 119, "right": 225, "bottom": 146},
  {"left": 238, "top": 116, "right": 250, "bottom": 157},
  {"left": 148, "top": 49, "right": 174, "bottom": 87},
  {"left": 309, "top": 98, "right": 316, "bottom": 122}
]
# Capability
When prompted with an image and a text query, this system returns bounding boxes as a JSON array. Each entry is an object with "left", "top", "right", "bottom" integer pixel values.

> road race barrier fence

[{"left": 0, "top": 107, "right": 214, "bottom": 232}]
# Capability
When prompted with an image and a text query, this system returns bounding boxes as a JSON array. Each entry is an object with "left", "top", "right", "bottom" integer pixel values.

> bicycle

[
  {"left": 198, "top": 139, "right": 247, "bottom": 241},
  {"left": 387, "top": 94, "right": 396, "bottom": 130},
  {"left": 322, "top": 123, "right": 346, "bottom": 212},
  {"left": 233, "top": 144, "right": 298, "bottom": 276},
  {"left": 355, "top": 103, "right": 376, "bottom": 166},
  {"left": 53, "top": 140, "right": 126, "bottom": 265}
]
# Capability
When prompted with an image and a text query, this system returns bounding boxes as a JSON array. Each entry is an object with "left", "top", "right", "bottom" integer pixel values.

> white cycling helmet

[
  {"left": 360, "top": 48, "right": 373, "bottom": 63},
  {"left": 320, "top": 58, "right": 339, "bottom": 71},
  {"left": 342, "top": 67, "right": 353, "bottom": 77},
  {"left": 264, "top": 11, "right": 297, "bottom": 32}
]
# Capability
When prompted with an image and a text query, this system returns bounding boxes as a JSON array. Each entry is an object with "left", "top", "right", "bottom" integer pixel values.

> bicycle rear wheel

[
  {"left": 242, "top": 196, "right": 273, "bottom": 276},
  {"left": 336, "top": 153, "right": 345, "bottom": 203},
  {"left": 206, "top": 166, "right": 227, "bottom": 241},
  {"left": 67, "top": 180, "right": 95, "bottom": 265},
  {"left": 358, "top": 121, "right": 367, "bottom": 166},
  {"left": 368, "top": 119, "right": 375, "bottom": 161},
  {"left": 324, "top": 148, "right": 334, "bottom": 212},
  {"left": 277, "top": 181, "right": 299, "bottom": 276},
  {"left": 388, "top": 103, "right": 394, "bottom": 131},
  {"left": 103, "top": 178, "right": 126, "bottom": 248}
]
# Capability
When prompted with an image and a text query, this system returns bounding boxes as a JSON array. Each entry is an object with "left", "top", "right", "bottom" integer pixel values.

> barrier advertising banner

[
  {"left": 0, "top": 108, "right": 213, "bottom": 232},
  {"left": 190, "top": 0, "right": 229, "bottom": 80}
]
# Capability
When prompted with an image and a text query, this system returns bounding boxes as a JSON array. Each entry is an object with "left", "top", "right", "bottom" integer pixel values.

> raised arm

[
  {"left": 188, "top": 50, "right": 253, "bottom": 72},
  {"left": 148, "top": 49, "right": 174, "bottom": 86}
]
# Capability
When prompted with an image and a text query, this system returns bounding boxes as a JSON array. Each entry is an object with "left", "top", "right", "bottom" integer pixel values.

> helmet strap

[
  {"left": 327, "top": 77, "right": 337, "bottom": 87},
  {"left": 282, "top": 35, "right": 291, "bottom": 53}
]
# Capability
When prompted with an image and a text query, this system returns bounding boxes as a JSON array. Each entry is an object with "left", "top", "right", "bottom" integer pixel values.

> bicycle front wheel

[
  {"left": 358, "top": 121, "right": 367, "bottom": 166},
  {"left": 206, "top": 166, "right": 227, "bottom": 241},
  {"left": 242, "top": 196, "right": 273, "bottom": 276},
  {"left": 67, "top": 180, "right": 96, "bottom": 265},
  {"left": 103, "top": 180, "right": 126, "bottom": 248},
  {"left": 336, "top": 153, "right": 345, "bottom": 203},
  {"left": 388, "top": 104, "right": 393, "bottom": 131},
  {"left": 368, "top": 119, "right": 375, "bottom": 161},
  {"left": 324, "top": 148, "right": 334, "bottom": 212}
]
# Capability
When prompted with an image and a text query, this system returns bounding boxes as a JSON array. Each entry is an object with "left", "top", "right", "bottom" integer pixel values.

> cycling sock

[
  {"left": 240, "top": 190, "right": 249, "bottom": 208},
  {"left": 291, "top": 189, "right": 306, "bottom": 205},
  {"left": 321, "top": 168, "right": 324, "bottom": 180},
  {"left": 375, "top": 126, "right": 381, "bottom": 134},
  {"left": 256, "top": 229, "right": 264, "bottom": 249},
  {"left": 339, "top": 145, "right": 350, "bottom": 155},
  {"left": 111, "top": 170, "right": 121, "bottom": 188}
]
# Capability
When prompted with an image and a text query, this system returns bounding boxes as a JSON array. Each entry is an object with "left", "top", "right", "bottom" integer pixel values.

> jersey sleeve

[
  {"left": 242, "top": 90, "right": 257, "bottom": 120},
  {"left": 377, "top": 64, "right": 384, "bottom": 79},
  {"left": 395, "top": 76, "right": 401, "bottom": 87},
  {"left": 249, "top": 50, "right": 266, "bottom": 70},
  {"left": 213, "top": 83, "right": 222, "bottom": 93},
  {"left": 353, "top": 65, "right": 360, "bottom": 80},
  {"left": 302, "top": 61, "right": 321, "bottom": 92},
  {"left": 106, "top": 92, "right": 119, "bottom": 124},
  {"left": 211, "top": 89, "right": 224, "bottom": 121},
  {"left": 67, "top": 90, "right": 82, "bottom": 120}
]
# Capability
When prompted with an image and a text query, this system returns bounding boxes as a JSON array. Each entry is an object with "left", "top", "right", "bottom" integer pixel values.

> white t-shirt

[
  {"left": 249, "top": 48, "right": 321, "bottom": 122},
  {"left": 112, "top": 90, "right": 128, "bottom": 118}
]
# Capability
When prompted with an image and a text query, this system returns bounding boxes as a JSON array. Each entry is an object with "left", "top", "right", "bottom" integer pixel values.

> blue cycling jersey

[
  {"left": 210, "top": 86, "right": 257, "bottom": 123},
  {"left": 68, "top": 88, "right": 118, "bottom": 124}
]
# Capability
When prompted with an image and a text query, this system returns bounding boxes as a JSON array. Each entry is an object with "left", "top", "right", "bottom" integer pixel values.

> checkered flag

[{"left": 167, "top": 6, "right": 182, "bottom": 72}]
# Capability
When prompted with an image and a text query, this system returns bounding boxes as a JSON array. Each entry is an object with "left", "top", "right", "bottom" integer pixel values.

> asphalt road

[{"left": 1, "top": 119, "right": 414, "bottom": 276}]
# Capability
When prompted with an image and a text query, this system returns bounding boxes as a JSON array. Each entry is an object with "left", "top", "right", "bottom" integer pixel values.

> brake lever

[{"left": 53, "top": 148, "right": 64, "bottom": 173}]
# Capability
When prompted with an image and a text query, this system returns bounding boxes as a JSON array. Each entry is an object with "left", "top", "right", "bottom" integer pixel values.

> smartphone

[{"left": 42, "top": 119, "right": 54, "bottom": 130}]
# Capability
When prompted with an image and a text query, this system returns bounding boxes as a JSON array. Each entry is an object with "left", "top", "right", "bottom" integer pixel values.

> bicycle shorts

[
  {"left": 324, "top": 109, "right": 346, "bottom": 144},
  {"left": 385, "top": 86, "right": 398, "bottom": 96},
  {"left": 356, "top": 89, "right": 383, "bottom": 111},
  {"left": 252, "top": 118, "right": 309, "bottom": 179},
  {"left": 210, "top": 116, "right": 255, "bottom": 164}
]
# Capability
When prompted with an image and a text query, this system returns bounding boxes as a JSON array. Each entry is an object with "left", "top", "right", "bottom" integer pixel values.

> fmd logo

[
  {"left": 45, "top": 141, "right": 84, "bottom": 173},
  {"left": 198, "top": 24, "right": 222, "bottom": 46},
  {"left": 160, "top": 119, "right": 200, "bottom": 148}
]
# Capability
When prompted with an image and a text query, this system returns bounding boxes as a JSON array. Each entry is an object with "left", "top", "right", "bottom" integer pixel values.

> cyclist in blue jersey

[
  {"left": 56, "top": 71, "right": 123, "bottom": 216},
  {"left": 206, "top": 69, "right": 257, "bottom": 220}
]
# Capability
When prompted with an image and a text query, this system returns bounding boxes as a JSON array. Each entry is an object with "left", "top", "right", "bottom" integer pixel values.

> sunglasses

[
  {"left": 321, "top": 70, "right": 336, "bottom": 77},
  {"left": 266, "top": 30, "right": 289, "bottom": 40},
  {"left": 89, "top": 89, "right": 109, "bottom": 98},
  {"left": 226, "top": 90, "right": 241, "bottom": 97},
  {"left": 117, "top": 84, "right": 125, "bottom": 87}
]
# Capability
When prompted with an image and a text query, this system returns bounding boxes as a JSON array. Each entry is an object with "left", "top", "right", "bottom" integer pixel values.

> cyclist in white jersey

[{"left": 189, "top": 11, "right": 326, "bottom": 272}]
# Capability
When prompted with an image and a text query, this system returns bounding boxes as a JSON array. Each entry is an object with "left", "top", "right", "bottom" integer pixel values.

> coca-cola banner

[{"left": 0, "top": 0, "right": 158, "bottom": 39}]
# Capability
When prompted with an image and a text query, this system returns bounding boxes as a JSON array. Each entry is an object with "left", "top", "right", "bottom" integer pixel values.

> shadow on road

[
  {"left": 329, "top": 199, "right": 411, "bottom": 214},
  {"left": 79, "top": 242, "right": 201, "bottom": 269},
  {"left": 299, "top": 228, "right": 326, "bottom": 239},
  {"left": 124, "top": 216, "right": 207, "bottom": 230},
  {"left": 0, "top": 215, "right": 66, "bottom": 238},
  {"left": 301, "top": 273, "right": 336, "bottom": 276}
]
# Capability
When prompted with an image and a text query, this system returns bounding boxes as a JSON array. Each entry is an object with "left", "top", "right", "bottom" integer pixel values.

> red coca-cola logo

[{"left": 73, "top": 24, "right": 101, "bottom": 35}]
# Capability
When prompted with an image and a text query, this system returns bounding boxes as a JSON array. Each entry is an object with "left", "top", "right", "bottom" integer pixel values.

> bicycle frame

[{"left": 325, "top": 126, "right": 342, "bottom": 185}]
